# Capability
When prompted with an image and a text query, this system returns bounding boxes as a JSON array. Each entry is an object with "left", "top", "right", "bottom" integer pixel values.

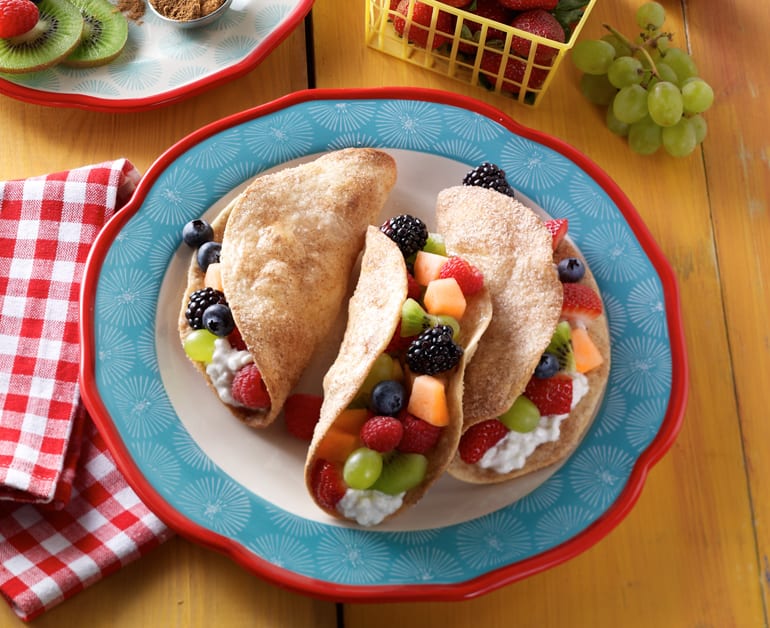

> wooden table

[{"left": 1, "top": 0, "right": 768, "bottom": 625}]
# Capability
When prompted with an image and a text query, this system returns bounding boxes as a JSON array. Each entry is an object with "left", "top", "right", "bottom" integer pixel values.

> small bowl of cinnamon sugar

[{"left": 148, "top": 0, "right": 233, "bottom": 29}]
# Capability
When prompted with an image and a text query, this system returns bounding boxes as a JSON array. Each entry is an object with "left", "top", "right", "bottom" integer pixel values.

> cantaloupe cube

[
  {"left": 413, "top": 251, "right": 448, "bottom": 286},
  {"left": 334, "top": 408, "right": 370, "bottom": 434},
  {"left": 314, "top": 429, "right": 360, "bottom": 464},
  {"left": 571, "top": 326, "right": 604, "bottom": 373},
  {"left": 407, "top": 375, "right": 449, "bottom": 427},
  {"left": 423, "top": 278, "right": 466, "bottom": 320},
  {"left": 204, "top": 262, "right": 223, "bottom": 292}
]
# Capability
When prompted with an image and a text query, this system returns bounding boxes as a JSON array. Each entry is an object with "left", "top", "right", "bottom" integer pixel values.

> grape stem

[{"left": 602, "top": 23, "right": 660, "bottom": 79}]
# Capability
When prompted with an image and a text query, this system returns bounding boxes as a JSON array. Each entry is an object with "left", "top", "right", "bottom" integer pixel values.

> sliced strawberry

[
  {"left": 228, "top": 327, "right": 247, "bottom": 351},
  {"left": 231, "top": 363, "right": 270, "bottom": 410},
  {"left": 360, "top": 415, "right": 404, "bottom": 452},
  {"left": 283, "top": 393, "right": 323, "bottom": 441},
  {"left": 544, "top": 218, "right": 568, "bottom": 251},
  {"left": 406, "top": 271, "right": 422, "bottom": 300},
  {"left": 397, "top": 411, "right": 442, "bottom": 454},
  {"left": 310, "top": 459, "right": 347, "bottom": 511},
  {"left": 438, "top": 255, "right": 484, "bottom": 296},
  {"left": 458, "top": 419, "right": 509, "bottom": 464},
  {"left": 561, "top": 282, "right": 603, "bottom": 324},
  {"left": 524, "top": 373, "right": 573, "bottom": 415}
]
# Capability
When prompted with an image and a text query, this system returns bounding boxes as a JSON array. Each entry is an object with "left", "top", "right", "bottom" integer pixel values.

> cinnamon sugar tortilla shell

[
  {"left": 448, "top": 238, "right": 610, "bottom": 484},
  {"left": 178, "top": 148, "right": 397, "bottom": 428},
  {"left": 435, "top": 186, "right": 563, "bottom": 425},
  {"left": 306, "top": 227, "right": 492, "bottom": 523}
]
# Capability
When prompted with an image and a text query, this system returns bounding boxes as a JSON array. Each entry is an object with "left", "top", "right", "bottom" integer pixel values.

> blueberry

[
  {"left": 182, "top": 219, "right": 214, "bottom": 248},
  {"left": 557, "top": 257, "right": 585, "bottom": 283},
  {"left": 370, "top": 380, "right": 406, "bottom": 416},
  {"left": 202, "top": 303, "right": 235, "bottom": 337},
  {"left": 534, "top": 352, "right": 560, "bottom": 379},
  {"left": 197, "top": 241, "right": 221, "bottom": 272}
]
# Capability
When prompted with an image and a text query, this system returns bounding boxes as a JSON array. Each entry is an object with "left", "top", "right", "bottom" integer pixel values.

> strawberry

[
  {"left": 544, "top": 218, "right": 568, "bottom": 251},
  {"left": 561, "top": 282, "right": 603, "bottom": 324},
  {"left": 498, "top": 0, "right": 558, "bottom": 10},
  {"left": 438, "top": 255, "right": 484, "bottom": 296},
  {"left": 397, "top": 411, "right": 442, "bottom": 454},
  {"left": 439, "top": 0, "right": 472, "bottom": 6},
  {"left": 231, "top": 363, "right": 270, "bottom": 410},
  {"left": 283, "top": 393, "right": 323, "bottom": 441},
  {"left": 509, "top": 9, "right": 565, "bottom": 66},
  {"left": 458, "top": 0, "right": 513, "bottom": 54},
  {"left": 479, "top": 49, "right": 548, "bottom": 93},
  {"left": 0, "top": 0, "right": 38, "bottom": 39},
  {"left": 458, "top": 419, "right": 509, "bottom": 464},
  {"left": 407, "top": 271, "right": 421, "bottom": 300},
  {"left": 310, "top": 459, "right": 347, "bottom": 511},
  {"left": 228, "top": 327, "right": 247, "bottom": 351},
  {"left": 524, "top": 373, "right": 573, "bottom": 415},
  {"left": 360, "top": 415, "right": 404, "bottom": 452},
  {"left": 385, "top": 320, "right": 415, "bottom": 354},
  {"left": 393, "top": 0, "right": 454, "bottom": 50}
]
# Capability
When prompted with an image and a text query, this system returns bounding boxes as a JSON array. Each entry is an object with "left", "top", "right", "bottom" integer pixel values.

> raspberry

[
  {"left": 380, "top": 214, "right": 428, "bottom": 258},
  {"left": 231, "top": 363, "right": 270, "bottom": 410},
  {"left": 283, "top": 393, "right": 323, "bottom": 441},
  {"left": 360, "top": 415, "right": 404, "bottom": 452},
  {"left": 438, "top": 256, "right": 484, "bottom": 296},
  {"left": 310, "top": 459, "right": 346, "bottom": 511},
  {"left": 397, "top": 412, "right": 442, "bottom": 454},
  {"left": 0, "top": 0, "right": 39, "bottom": 39},
  {"left": 458, "top": 419, "right": 509, "bottom": 464},
  {"left": 406, "top": 324, "right": 463, "bottom": 375},
  {"left": 462, "top": 162, "right": 515, "bottom": 197}
]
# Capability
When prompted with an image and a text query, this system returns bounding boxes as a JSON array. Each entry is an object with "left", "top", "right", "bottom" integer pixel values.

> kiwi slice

[
  {"left": 0, "top": 0, "right": 84, "bottom": 74},
  {"left": 545, "top": 321, "right": 576, "bottom": 372},
  {"left": 63, "top": 0, "right": 128, "bottom": 68}
]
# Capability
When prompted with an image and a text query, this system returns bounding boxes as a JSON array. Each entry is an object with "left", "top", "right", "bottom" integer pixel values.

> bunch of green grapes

[{"left": 571, "top": 1, "right": 713, "bottom": 157}]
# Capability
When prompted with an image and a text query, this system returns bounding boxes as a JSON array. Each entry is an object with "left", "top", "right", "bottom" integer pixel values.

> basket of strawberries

[{"left": 365, "top": 0, "right": 596, "bottom": 106}]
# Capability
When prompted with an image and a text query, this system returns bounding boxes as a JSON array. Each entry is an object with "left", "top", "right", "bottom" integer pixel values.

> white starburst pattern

[
  {"left": 510, "top": 475, "right": 564, "bottom": 514},
  {"left": 389, "top": 546, "right": 464, "bottom": 582},
  {"left": 569, "top": 173, "right": 616, "bottom": 220},
  {"left": 171, "top": 426, "right": 216, "bottom": 472},
  {"left": 625, "top": 397, "right": 668, "bottom": 450},
  {"left": 247, "top": 534, "right": 315, "bottom": 573},
  {"left": 603, "top": 292, "right": 628, "bottom": 342},
  {"left": 144, "top": 169, "right": 210, "bottom": 225},
  {"left": 177, "top": 476, "right": 252, "bottom": 537},
  {"left": 386, "top": 528, "right": 440, "bottom": 545},
  {"left": 581, "top": 222, "right": 648, "bottom": 284},
  {"left": 375, "top": 100, "right": 444, "bottom": 150},
  {"left": 500, "top": 136, "right": 570, "bottom": 190},
  {"left": 96, "top": 267, "right": 157, "bottom": 328},
  {"left": 534, "top": 505, "right": 593, "bottom": 550},
  {"left": 308, "top": 101, "right": 377, "bottom": 132},
  {"left": 135, "top": 442, "right": 182, "bottom": 492},
  {"left": 242, "top": 111, "right": 315, "bottom": 165},
  {"left": 146, "top": 232, "right": 180, "bottom": 278},
  {"left": 265, "top": 504, "right": 326, "bottom": 538},
  {"left": 443, "top": 107, "right": 505, "bottom": 143},
  {"left": 315, "top": 528, "right": 391, "bottom": 584},
  {"left": 326, "top": 133, "right": 381, "bottom": 151},
  {"left": 590, "top": 386, "right": 627, "bottom": 438},
  {"left": 628, "top": 278, "right": 667, "bottom": 337},
  {"left": 95, "top": 325, "right": 136, "bottom": 385},
  {"left": 455, "top": 511, "right": 532, "bottom": 569},
  {"left": 184, "top": 134, "right": 243, "bottom": 170},
  {"left": 210, "top": 160, "right": 263, "bottom": 198},
  {"left": 134, "top": 328, "right": 160, "bottom": 375},
  {"left": 432, "top": 138, "right": 486, "bottom": 166},
  {"left": 110, "top": 217, "right": 155, "bottom": 266},
  {"left": 112, "top": 376, "right": 176, "bottom": 438},
  {"left": 613, "top": 336, "right": 672, "bottom": 397},
  {"left": 533, "top": 194, "right": 584, "bottom": 238},
  {"left": 568, "top": 445, "right": 635, "bottom": 509}
]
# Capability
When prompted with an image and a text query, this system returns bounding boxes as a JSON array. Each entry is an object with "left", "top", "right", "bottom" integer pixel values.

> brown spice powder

[
  {"left": 116, "top": 0, "right": 146, "bottom": 22},
  {"left": 149, "top": 0, "right": 224, "bottom": 20}
]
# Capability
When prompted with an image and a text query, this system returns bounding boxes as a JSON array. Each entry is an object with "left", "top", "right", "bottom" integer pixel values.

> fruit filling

[{"left": 310, "top": 215, "right": 485, "bottom": 525}]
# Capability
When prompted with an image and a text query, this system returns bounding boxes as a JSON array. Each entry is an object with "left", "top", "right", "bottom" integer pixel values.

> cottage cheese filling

[
  {"left": 478, "top": 372, "right": 590, "bottom": 474},
  {"left": 337, "top": 489, "right": 405, "bottom": 527},
  {"left": 206, "top": 338, "right": 253, "bottom": 406}
]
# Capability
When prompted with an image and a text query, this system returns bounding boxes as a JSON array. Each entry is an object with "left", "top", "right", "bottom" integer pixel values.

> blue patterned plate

[
  {"left": 0, "top": 0, "right": 312, "bottom": 111},
  {"left": 80, "top": 88, "right": 687, "bottom": 600}
]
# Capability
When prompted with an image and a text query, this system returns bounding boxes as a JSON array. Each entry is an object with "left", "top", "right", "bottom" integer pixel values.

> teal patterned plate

[{"left": 80, "top": 88, "right": 688, "bottom": 601}]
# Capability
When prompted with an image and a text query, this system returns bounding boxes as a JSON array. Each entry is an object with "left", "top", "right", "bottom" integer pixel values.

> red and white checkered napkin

[{"left": 0, "top": 161, "right": 172, "bottom": 621}]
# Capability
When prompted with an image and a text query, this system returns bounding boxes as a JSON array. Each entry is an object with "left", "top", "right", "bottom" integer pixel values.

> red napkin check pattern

[{"left": 0, "top": 161, "right": 172, "bottom": 621}]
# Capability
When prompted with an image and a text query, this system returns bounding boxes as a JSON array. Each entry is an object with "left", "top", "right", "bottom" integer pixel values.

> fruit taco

[
  {"left": 305, "top": 221, "right": 493, "bottom": 526},
  {"left": 178, "top": 148, "right": 397, "bottom": 428},
  {"left": 436, "top": 183, "right": 610, "bottom": 484}
]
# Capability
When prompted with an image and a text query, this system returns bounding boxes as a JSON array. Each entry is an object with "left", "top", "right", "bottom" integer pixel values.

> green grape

[
  {"left": 572, "top": 39, "right": 616, "bottom": 75},
  {"left": 606, "top": 106, "right": 630, "bottom": 137},
  {"left": 628, "top": 116, "right": 662, "bottom": 155},
  {"left": 356, "top": 354, "right": 395, "bottom": 405},
  {"left": 648, "top": 62, "right": 678, "bottom": 88},
  {"left": 422, "top": 233, "right": 446, "bottom": 256},
  {"left": 647, "top": 81, "right": 683, "bottom": 127},
  {"left": 371, "top": 453, "right": 427, "bottom": 495},
  {"left": 636, "top": 1, "right": 666, "bottom": 30},
  {"left": 499, "top": 396, "right": 540, "bottom": 433},
  {"left": 601, "top": 33, "right": 632, "bottom": 58},
  {"left": 580, "top": 72, "right": 617, "bottom": 106},
  {"left": 662, "top": 118, "right": 697, "bottom": 157},
  {"left": 681, "top": 78, "right": 714, "bottom": 114},
  {"left": 343, "top": 448, "right": 383, "bottom": 490},
  {"left": 608, "top": 56, "right": 643, "bottom": 88},
  {"left": 662, "top": 47, "right": 698, "bottom": 84},
  {"left": 613, "top": 84, "right": 649, "bottom": 124},
  {"left": 183, "top": 329, "right": 217, "bottom": 363},
  {"left": 689, "top": 114, "right": 708, "bottom": 143}
]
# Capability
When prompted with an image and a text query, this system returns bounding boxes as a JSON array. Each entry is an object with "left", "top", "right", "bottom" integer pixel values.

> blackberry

[
  {"left": 406, "top": 325, "right": 463, "bottom": 375},
  {"left": 186, "top": 287, "right": 227, "bottom": 329},
  {"left": 380, "top": 214, "right": 428, "bottom": 258},
  {"left": 462, "top": 162, "right": 515, "bottom": 197}
]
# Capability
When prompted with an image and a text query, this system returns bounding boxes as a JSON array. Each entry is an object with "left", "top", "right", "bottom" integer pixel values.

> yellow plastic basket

[{"left": 365, "top": 0, "right": 597, "bottom": 107}]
